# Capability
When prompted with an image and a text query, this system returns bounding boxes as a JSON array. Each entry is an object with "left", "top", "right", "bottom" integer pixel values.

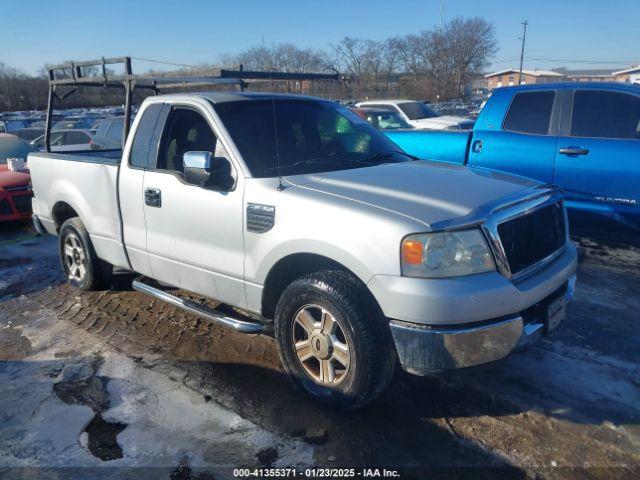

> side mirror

[{"left": 183, "top": 151, "right": 235, "bottom": 190}]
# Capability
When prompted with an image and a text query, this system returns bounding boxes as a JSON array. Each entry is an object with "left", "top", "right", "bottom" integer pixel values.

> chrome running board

[{"left": 132, "top": 277, "right": 269, "bottom": 334}]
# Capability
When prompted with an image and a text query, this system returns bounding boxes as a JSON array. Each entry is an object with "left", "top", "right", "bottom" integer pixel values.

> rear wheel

[
  {"left": 274, "top": 270, "right": 396, "bottom": 410},
  {"left": 59, "top": 218, "right": 112, "bottom": 290}
]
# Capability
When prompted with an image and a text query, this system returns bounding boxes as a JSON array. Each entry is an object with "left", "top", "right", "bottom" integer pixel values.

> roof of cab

[{"left": 495, "top": 81, "right": 640, "bottom": 93}]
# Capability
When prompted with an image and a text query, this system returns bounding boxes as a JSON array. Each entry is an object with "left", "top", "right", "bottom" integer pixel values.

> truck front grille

[
  {"left": 10, "top": 194, "right": 33, "bottom": 214},
  {"left": 497, "top": 202, "right": 566, "bottom": 276}
]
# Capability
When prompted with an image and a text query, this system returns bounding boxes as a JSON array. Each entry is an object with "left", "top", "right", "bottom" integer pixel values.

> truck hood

[
  {"left": 412, "top": 115, "right": 469, "bottom": 128},
  {"left": 285, "top": 161, "right": 541, "bottom": 228},
  {"left": 0, "top": 164, "right": 31, "bottom": 189}
]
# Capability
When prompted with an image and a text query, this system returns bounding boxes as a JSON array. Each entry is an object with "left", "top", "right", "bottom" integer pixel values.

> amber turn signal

[{"left": 402, "top": 240, "right": 423, "bottom": 265}]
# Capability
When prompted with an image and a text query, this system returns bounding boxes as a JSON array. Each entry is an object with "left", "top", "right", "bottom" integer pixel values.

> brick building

[
  {"left": 553, "top": 68, "right": 615, "bottom": 82},
  {"left": 484, "top": 69, "right": 566, "bottom": 90},
  {"left": 612, "top": 65, "right": 640, "bottom": 84}
]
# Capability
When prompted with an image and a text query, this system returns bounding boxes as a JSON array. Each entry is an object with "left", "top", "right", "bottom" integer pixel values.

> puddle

[
  {"left": 52, "top": 355, "right": 129, "bottom": 462},
  {"left": 83, "top": 414, "right": 127, "bottom": 461}
]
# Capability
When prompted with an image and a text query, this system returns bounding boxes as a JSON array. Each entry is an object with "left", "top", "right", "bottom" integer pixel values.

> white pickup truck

[{"left": 30, "top": 91, "right": 577, "bottom": 409}]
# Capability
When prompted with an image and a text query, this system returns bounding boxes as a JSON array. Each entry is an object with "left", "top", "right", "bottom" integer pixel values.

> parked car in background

[
  {"left": 52, "top": 118, "right": 93, "bottom": 130},
  {"left": 355, "top": 99, "right": 474, "bottom": 130},
  {"left": 16, "top": 127, "right": 45, "bottom": 142},
  {"left": 90, "top": 118, "right": 105, "bottom": 134},
  {"left": 351, "top": 107, "right": 413, "bottom": 130},
  {"left": 385, "top": 82, "right": 640, "bottom": 243},
  {"left": 0, "top": 134, "right": 36, "bottom": 222},
  {"left": 90, "top": 116, "right": 124, "bottom": 149},
  {"left": 468, "top": 100, "right": 486, "bottom": 118},
  {"left": 431, "top": 101, "right": 472, "bottom": 118},
  {"left": 0, "top": 118, "right": 29, "bottom": 134},
  {"left": 31, "top": 129, "right": 94, "bottom": 152}
]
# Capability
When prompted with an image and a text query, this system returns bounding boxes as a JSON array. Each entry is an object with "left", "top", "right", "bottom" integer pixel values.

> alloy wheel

[
  {"left": 63, "top": 232, "right": 86, "bottom": 282},
  {"left": 291, "top": 304, "right": 351, "bottom": 386}
]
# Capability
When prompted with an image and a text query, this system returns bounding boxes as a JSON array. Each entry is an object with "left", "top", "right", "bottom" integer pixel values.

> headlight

[{"left": 401, "top": 230, "right": 495, "bottom": 278}]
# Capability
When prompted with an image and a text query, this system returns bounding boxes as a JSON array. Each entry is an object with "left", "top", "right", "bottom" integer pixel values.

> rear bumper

[
  {"left": 389, "top": 274, "right": 576, "bottom": 374},
  {"left": 0, "top": 190, "right": 33, "bottom": 222}
]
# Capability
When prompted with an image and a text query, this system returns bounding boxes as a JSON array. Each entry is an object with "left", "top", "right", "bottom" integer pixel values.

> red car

[{"left": 0, "top": 133, "right": 37, "bottom": 222}]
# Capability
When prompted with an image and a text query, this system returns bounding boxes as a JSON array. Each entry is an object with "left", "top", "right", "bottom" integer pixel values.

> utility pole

[{"left": 518, "top": 20, "right": 528, "bottom": 85}]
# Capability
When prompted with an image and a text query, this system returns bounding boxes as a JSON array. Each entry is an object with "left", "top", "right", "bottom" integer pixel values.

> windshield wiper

[
  {"left": 264, "top": 151, "right": 417, "bottom": 174},
  {"left": 360, "top": 151, "right": 418, "bottom": 164},
  {"left": 264, "top": 157, "right": 356, "bottom": 173}
]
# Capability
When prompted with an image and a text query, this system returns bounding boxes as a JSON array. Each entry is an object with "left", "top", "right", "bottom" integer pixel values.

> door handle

[
  {"left": 559, "top": 147, "right": 589, "bottom": 156},
  {"left": 471, "top": 139, "right": 483, "bottom": 153},
  {"left": 144, "top": 188, "right": 162, "bottom": 207}
]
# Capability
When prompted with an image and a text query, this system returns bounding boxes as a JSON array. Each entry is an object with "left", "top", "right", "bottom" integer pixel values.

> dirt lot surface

[{"left": 0, "top": 222, "right": 638, "bottom": 479}]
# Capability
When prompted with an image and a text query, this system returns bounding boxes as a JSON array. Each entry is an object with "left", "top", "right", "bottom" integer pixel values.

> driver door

[{"left": 142, "top": 104, "right": 246, "bottom": 307}]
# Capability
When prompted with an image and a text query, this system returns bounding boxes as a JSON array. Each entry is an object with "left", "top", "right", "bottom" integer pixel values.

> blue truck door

[
  {"left": 555, "top": 88, "right": 640, "bottom": 238},
  {"left": 468, "top": 89, "right": 560, "bottom": 183}
]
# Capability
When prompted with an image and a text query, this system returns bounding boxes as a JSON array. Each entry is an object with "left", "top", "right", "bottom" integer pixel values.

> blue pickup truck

[{"left": 385, "top": 83, "right": 640, "bottom": 242}]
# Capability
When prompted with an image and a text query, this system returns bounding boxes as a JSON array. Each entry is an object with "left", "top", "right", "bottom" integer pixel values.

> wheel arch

[
  {"left": 260, "top": 252, "right": 382, "bottom": 320},
  {"left": 52, "top": 201, "right": 80, "bottom": 232}
]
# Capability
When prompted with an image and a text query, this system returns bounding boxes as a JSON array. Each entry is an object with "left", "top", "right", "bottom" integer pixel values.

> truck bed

[
  {"left": 384, "top": 129, "right": 471, "bottom": 165},
  {"left": 28, "top": 149, "right": 129, "bottom": 269}
]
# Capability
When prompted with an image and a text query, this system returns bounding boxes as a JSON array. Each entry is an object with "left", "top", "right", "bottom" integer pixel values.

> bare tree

[
  {"left": 421, "top": 17, "right": 497, "bottom": 99},
  {"left": 446, "top": 17, "right": 498, "bottom": 97},
  {"left": 1, "top": 16, "right": 499, "bottom": 111}
]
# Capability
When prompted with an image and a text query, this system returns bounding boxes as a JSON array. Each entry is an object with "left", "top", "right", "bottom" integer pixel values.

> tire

[
  {"left": 274, "top": 270, "right": 396, "bottom": 410},
  {"left": 59, "top": 217, "right": 112, "bottom": 291}
]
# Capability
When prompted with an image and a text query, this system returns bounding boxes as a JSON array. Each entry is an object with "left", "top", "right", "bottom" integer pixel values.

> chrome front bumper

[{"left": 389, "top": 274, "right": 576, "bottom": 375}]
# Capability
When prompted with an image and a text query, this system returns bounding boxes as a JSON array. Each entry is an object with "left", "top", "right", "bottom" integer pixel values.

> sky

[{"left": 2, "top": 0, "right": 639, "bottom": 75}]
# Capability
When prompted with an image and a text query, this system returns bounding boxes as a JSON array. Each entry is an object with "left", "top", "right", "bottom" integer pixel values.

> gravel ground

[{"left": 0, "top": 221, "right": 638, "bottom": 479}]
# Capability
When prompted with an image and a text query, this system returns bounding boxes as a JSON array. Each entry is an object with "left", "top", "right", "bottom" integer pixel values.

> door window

[
  {"left": 157, "top": 108, "right": 217, "bottom": 175},
  {"left": 571, "top": 90, "right": 640, "bottom": 139},
  {"left": 503, "top": 91, "right": 555, "bottom": 135}
]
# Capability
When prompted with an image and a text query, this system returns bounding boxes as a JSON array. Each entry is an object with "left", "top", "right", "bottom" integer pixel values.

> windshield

[
  {"left": 4, "top": 120, "right": 27, "bottom": 131},
  {"left": 398, "top": 102, "right": 439, "bottom": 120},
  {"left": 373, "top": 111, "right": 412, "bottom": 130},
  {"left": 214, "top": 99, "right": 411, "bottom": 177}
]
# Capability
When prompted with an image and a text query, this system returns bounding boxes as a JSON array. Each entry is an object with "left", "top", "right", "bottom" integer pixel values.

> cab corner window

[
  {"left": 503, "top": 91, "right": 555, "bottom": 135},
  {"left": 129, "top": 103, "right": 163, "bottom": 168},
  {"left": 571, "top": 90, "right": 640, "bottom": 140}
]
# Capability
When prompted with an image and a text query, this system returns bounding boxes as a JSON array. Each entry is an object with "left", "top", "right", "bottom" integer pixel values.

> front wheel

[
  {"left": 274, "top": 271, "right": 396, "bottom": 410},
  {"left": 59, "top": 217, "right": 112, "bottom": 291}
]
